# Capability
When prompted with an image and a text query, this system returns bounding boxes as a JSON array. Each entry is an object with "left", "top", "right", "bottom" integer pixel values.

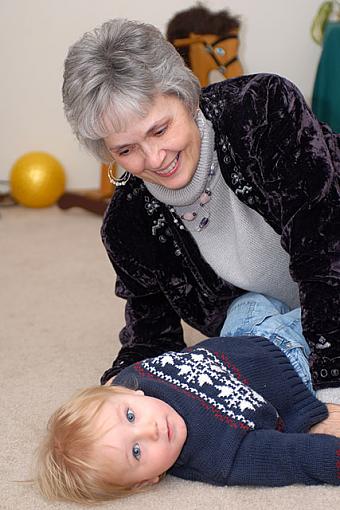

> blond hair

[{"left": 35, "top": 385, "right": 156, "bottom": 504}]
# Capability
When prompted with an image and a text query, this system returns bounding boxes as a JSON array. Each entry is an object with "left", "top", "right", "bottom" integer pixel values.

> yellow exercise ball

[{"left": 10, "top": 152, "right": 66, "bottom": 208}]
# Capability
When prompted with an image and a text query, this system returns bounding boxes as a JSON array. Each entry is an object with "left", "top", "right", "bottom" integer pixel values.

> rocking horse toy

[{"left": 167, "top": 4, "right": 243, "bottom": 87}]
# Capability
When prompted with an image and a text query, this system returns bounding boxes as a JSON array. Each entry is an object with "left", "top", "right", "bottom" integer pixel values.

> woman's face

[{"left": 104, "top": 94, "right": 201, "bottom": 189}]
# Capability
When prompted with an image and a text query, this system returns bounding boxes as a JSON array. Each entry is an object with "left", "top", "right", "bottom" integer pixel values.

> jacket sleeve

[
  {"left": 100, "top": 201, "right": 184, "bottom": 383},
  {"left": 238, "top": 74, "right": 340, "bottom": 389},
  {"left": 115, "top": 263, "right": 184, "bottom": 352},
  {"left": 226, "top": 429, "right": 340, "bottom": 486}
]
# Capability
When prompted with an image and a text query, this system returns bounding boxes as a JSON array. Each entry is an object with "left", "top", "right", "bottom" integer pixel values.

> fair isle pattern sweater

[
  {"left": 142, "top": 347, "right": 267, "bottom": 429},
  {"left": 114, "top": 336, "right": 340, "bottom": 487}
]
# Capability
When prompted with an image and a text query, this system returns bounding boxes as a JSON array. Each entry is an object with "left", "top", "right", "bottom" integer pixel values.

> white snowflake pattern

[{"left": 142, "top": 348, "right": 266, "bottom": 429}]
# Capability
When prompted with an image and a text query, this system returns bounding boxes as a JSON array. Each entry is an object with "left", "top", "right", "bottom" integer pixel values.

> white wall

[{"left": 1, "top": 0, "right": 323, "bottom": 189}]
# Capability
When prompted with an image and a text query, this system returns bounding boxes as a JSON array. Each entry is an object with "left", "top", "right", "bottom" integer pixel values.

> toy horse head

[
  {"left": 167, "top": 5, "right": 243, "bottom": 87},
  {"left": 173, "top": 31, "right": 242, "bottom": 87}
]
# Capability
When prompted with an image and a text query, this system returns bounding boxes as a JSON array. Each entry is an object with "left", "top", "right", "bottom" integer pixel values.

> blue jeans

[{"left": 220, "top": 292, "right": 314, "bottom": 393}]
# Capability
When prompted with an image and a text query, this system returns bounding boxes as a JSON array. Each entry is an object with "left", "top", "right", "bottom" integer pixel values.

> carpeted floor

[{"left": 1, "top": 205, "right": 340, "bottom": 510}]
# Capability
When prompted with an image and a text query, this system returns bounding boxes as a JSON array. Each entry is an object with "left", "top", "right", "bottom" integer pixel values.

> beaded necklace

[{"left": 169, "top": 159, "right": 216, "bottom": 232}]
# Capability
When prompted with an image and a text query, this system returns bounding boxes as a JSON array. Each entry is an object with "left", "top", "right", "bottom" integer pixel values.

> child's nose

[{"left": 142, "top": 420, "right": 159, "bottom": 441}]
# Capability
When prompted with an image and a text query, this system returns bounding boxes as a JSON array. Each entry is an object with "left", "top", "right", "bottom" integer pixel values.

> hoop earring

[{"left": 107, "top": 163, "right": 131, "bottom": 187}]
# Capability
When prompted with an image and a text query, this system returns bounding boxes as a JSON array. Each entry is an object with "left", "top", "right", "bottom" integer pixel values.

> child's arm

[{"left": 226, "top": 429, "right": 340, "bottom": 486}]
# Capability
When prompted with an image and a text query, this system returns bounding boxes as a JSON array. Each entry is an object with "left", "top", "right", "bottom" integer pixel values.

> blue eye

[
  {"left": 126, "top": 408, "right": 135, "bottom": 422},
  {"left": 132, "top": 443, "right": 141, "bottom": 461},
  {"left": 215, "top": 47, "right": 225, "bottom": 56}
]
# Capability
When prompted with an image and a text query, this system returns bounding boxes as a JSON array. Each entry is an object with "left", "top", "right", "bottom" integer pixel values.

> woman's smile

[{"left": 155, "top": 154, "right": 180, "bottom": 177}]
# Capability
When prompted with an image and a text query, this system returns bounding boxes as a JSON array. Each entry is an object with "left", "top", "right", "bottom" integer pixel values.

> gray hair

[{"left": 62, "top": 18, "right": 201, "bottom": 162}]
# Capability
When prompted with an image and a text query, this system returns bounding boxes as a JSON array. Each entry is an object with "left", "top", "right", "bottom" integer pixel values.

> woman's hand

[{"left": 309, "top": 404, "right": 340, "bottom": 437}]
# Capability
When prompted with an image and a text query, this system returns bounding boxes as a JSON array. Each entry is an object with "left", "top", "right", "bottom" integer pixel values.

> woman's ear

[{"left": 135, "top": 389, "right": 145, "bottom": 396}]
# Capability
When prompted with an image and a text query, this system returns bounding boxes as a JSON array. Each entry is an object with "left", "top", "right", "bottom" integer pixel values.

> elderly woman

[{"left": 63, "top": 19, "right": 340, "bottom": 392}]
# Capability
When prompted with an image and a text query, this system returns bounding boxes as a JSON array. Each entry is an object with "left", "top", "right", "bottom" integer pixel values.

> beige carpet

[{"left": 1, "top": 205, "right": 340, "bottom": 510}]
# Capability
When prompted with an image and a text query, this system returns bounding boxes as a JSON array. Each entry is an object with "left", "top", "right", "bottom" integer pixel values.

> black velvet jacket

[{"left": 101, "top": 74, "right": 340, "bottom": 389}]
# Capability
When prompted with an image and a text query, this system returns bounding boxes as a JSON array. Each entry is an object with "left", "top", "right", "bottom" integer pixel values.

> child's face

[{"left": 95, "top": 389, "right": 187, "bottom": 488}]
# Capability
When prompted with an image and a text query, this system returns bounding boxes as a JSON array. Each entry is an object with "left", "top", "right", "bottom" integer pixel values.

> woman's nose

[{"left": 144, "top": 144, "right": 166, "bottom": 170}]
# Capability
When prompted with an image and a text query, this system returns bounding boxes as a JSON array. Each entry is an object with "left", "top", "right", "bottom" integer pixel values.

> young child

[{"left": 36, "top": 293, "right": 340, "bottom": 504}]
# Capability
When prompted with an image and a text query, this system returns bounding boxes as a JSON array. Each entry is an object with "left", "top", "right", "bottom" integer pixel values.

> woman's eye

[
  {"left": 118, "top": 148, "right": 130, "bottom": 157},
  {"left": 126, "top": 408, "right": 135, "bottom": 422},
  {"left": 155, "top": 126, "right": 167, "bottom": 136},
  {"left": 132, "top": 443, "right": 141, "bottom": 461}
]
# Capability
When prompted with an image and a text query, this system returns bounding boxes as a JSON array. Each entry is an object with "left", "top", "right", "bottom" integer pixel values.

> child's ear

[
  {"left": 133, "top": 476, "right": 160, "bottom": 488},
  {"left": 135, "top": 389, "right": 145, "bottom": 396}
]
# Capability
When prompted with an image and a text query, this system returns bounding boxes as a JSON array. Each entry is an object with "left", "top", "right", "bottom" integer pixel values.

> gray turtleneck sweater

[{"left": 145, "top": 110, "right": 299, "bottom": 308}]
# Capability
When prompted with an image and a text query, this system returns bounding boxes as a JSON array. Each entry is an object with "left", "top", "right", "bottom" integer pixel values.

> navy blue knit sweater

[{"left": 113, "top": 336, "right": 340, "bottom": 486}]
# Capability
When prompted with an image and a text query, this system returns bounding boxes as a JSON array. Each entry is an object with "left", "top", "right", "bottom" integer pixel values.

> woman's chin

[
  {"left": 155, "top": 169, "right": 195, "bottom": 190},
  {"left": 156, "top": 177, "right": 189, "bottom": 190}
]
